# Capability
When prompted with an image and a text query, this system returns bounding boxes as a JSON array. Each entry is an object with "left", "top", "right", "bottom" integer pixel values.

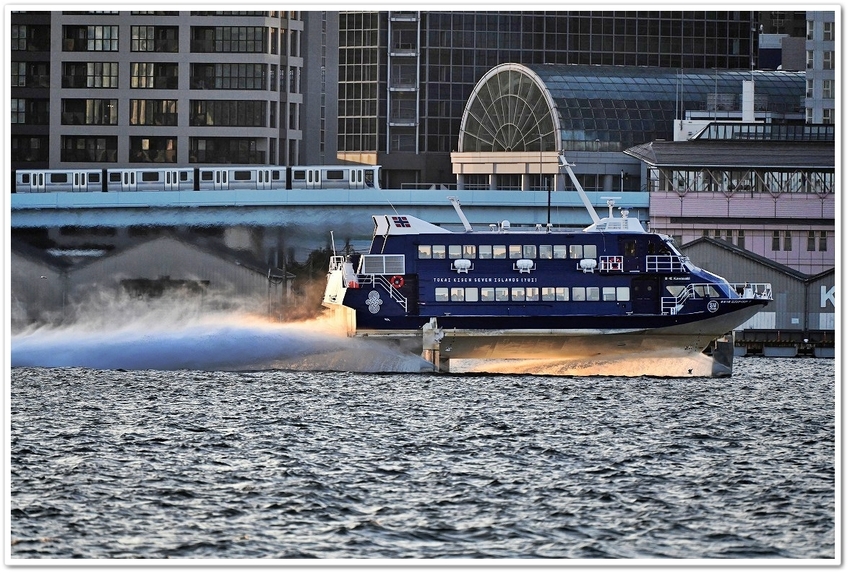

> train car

[
  {"left": 106, "top": 167, "right": 195, "bottom": 192},
  {"left": 14, "top": 169, "right": 104, "bottom": 193},
  {"left": 197, "top": 166, "right": 287, "bottom": 191},
  {"left": 290, "top": 165, "right": 380, "bottom": 190}
]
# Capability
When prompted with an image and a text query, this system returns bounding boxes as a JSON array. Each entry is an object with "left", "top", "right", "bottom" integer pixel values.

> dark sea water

[{"left": 9, "top": 357, "right": 835, "bottom": 564}]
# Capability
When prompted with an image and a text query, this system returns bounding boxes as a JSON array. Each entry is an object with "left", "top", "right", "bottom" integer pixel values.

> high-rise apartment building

[
  {"left": 805, "top": 11, "right": 836, "bottom": 125},
  {"left": 9, "top": 11, "right": 337, "bottom": 171},
  {"left": 338, "top": 11, "right": 761, "bottom": 187}
]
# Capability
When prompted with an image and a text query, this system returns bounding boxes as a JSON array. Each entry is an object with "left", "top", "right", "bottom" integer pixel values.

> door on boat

[{"left": 631, "top": 277, "right": 659, "bottom": 314}]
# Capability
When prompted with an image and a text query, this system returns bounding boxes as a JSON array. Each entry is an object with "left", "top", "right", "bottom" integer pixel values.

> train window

[
  {"left": 272, "top": 170, "right": 281, "bottom": 179},
  {"left": 201, "top": 172, "right": 213, "bottom": 181},
  {"left": 325, "top": 170, "right": 345, "bottom": 180},
  {"left": 50, "top": 174, "right": 69, "bottom": 184},
  {"left": 180, "top": 172, "right": 189, "bottom": 181},
  {"left": 142, "top": 172, "right": 160, "bottom": 182},
  {"left": 554, "top": 245, "right": 567, "bottom": 259},
  {"left": 233, "top": 171, "right": 252, "bottom": 181},
  {"left": 293, "top": 170, "right": 305, "bottom": 180},
  {"left": 539, "top": 245, "right": 553, "bottom": 259},
  {"left": 90, "top": 173, "right": 100, "bottom": 182},
  {"left": 109, "top": 172, "right": 121, "bottom": 182},
  {"left": 20, "top": 174, "right": 30, "bottom": 184},
  {"left": 448, "top": 245, "right": 462, "bottom": 259},
  {"left": 478, "top": 245, "right": 492, "bottom": 259}
]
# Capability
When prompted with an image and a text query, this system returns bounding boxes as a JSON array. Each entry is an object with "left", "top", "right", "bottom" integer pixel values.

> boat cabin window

[
  {"left": 509, "top": 245, "right": 522, "bottom": 259},
  {"left": 570, "top": 245, "right": 597, "bottom": 259},
  {"left": 418, "top": 245, "right": 432, "bottom": 259},
  {"left": 553, "top": 245, "right": 568, "bottom": 259},
  {"left": 623, "top": 240, "right": 636, "bottom": 257},
  {"left": 556, "top": 287, "right": 569, "bottom": 301},
  {"left": 435, "top": 288, "right": 449, "bottom": 301},
  {"left": 448, "top": 245, "right": 462, "bottom": 259},
  {"left": 463, "top": 245, "right": 477, "bottom": 258},
  {"left": 511, "top": 287, "right": 525, "bottom": 301},
  {"left": 693, "top": 285, "right": 721, "bottom": 298},
  {"left": 523, "top": 245, "right": 537, "bottom": 259},
  {"left": 493, "top": 245, "right": 507, "bottom": 259},
  {"left": 432, "top": 245, "right": 446, "bottom": 259},
  {"left": 465, "top": 288, "right": 479, "bottom": 302},
  {"left": 539, "top": 245, "right": 553, "bottom": 259},
  {"left": 479, "top": 245, "right": 493, "bottom": 259},
  {"left": 451, "top": 287, "right": 465, "bottom": 301},
  {"left": 495, "top": 287, "right": 509, "bottom": 301},
  {"left": 603, "top": 287, "right": 630, "bottom": 302}
]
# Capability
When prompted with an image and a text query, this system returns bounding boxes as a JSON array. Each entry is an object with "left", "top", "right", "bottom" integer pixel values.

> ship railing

[
  {"left": 329, "top": 255, "right": 346, "bottom": 272},
  {"left": 646, "top": 255, "right": 688, "bottom": 273},
  {"left": 728, "top": 282, "right": 773, "bottom": 300},
  {"left": 357, "top": 274, "right": 408, "bottom": 312},
  {"left": 599, "top": 256, "right": 624, "bottom": 272},
  {"left": 661, "top": 281, "right": 773, "bottom": 315}
]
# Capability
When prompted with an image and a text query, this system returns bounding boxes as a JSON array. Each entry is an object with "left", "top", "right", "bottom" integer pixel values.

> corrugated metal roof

[{"left": 624, "top": 140, "right": 835, "bottom": 169}]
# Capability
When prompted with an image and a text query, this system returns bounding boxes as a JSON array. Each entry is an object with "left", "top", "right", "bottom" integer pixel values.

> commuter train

[{"left": 12, "top": 164, "right": 381, "bottom": 193}]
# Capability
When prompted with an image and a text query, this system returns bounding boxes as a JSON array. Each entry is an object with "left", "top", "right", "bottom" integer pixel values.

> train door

[
  {"left": 122, "top": 171, "right": 137, "bottom": 191},
  {"left": 631, "top": 277, "right": 660, "bottom": 314},
  {"left": 258, "top": 169, "right": 272, "bottom": 189},
  {"left": 22, "top": 172, "right": 46, "bottom": 192},
  {"left": 214, "top": 169, "right": 228, "bottom": 190},
  {"left": 73, "top": 171, "right": 89, "bottom": 192},
  {"left": 165, "top": 170, "right": 180, "bottom": 191}
]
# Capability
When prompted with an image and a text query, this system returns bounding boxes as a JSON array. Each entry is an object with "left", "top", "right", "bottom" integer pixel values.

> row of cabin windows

[
  {"left": 434, "top": 286, "right": 630, "bottom": 303},
  {"left": 419, "top": 244, "right": 598, "bottom": 260}
]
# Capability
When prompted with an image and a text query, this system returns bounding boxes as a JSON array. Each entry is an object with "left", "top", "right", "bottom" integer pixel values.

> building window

[
  {"left": 62, "top": 61, "right": 119, "bottom": 89},
  {"left": 129, "top": 99, "right": 178, "bottom": 126},
  {"left": 189, "top": 137, "right": 265, "bottom": 164},
  {"left": 736, "top": 230, "right": 745, "bottom": 249},
  {"left": 130, "top": 62, "right": 178, "bottom": 89},
  {"left": 61, "top": 136, "right": 118, "bottom": 162},
  {"left": 823, "top": 51, "right": 834, "bottom": 70},
  {"left": 823, "top": 79, "right": 835, "bottom": 99},
  {"left": 806, "top": 50, "right": 814, "bottom": 69},
  {"left": 806, "top": 79, "right": 814, "bottom": 98},
  {"left": 63, "top": 25, "right": 119, "bottom": 51},
  {"left": 131, "top": 26, "right": 178, "bottom": 52},
  {"left": 190, "top": 63, "right": 266, "bottom": 90},
  {"left": 12, "top": 24, "right": 50, "bottom": 51},
  {"left": 61, "top": 98, "right": 118, "bottom": 125},
  {"left": 11, "top": 62, "right": 47, "bottom": 87},
  {"left": 190, "top": 26, "right": 267, "bottom": 53},
  {"left": 772, "top": 230, "right": 781, "bottom": 251},
  {"left": 783, "top": 230, "right": 792, "bottom": 252},
  {"left": 11, "top": 99, "right": 26, "bottom": 124},
  {"left": 190, "top": 100, "right": 267, "bottom": 127},
  {"left": 808, "top": 231, "right": 816, "bottom": 251},
  {"left": 10, "top": 98, "right": 49, "bottom": 125},
  {"left": 819, "top": 231, "right": 828, "bottom": 252},
  {"left": 130, "top": 136, "right": 177, "bottom": 163},
  {"left": 823, "top": 21, "right": 834, "bottom": 41},
  {"left": 12, "top": 135, "right": 49, "bottom": 163},
  {"left": 823, "top": 108, "right": 834, "bottom": 124}
]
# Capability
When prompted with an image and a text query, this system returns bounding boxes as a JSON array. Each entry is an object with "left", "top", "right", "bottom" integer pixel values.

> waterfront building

[
  {"left": 804, "top": 11, "right": 836, "bottom": 125},
  {"left": 339, "top": 10, "right": 762, "bottom": 187},
  {"left": 9, "top": 11, "right": 337, "bottom": 171}
]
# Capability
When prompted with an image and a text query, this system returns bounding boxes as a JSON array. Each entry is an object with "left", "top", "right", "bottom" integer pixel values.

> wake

[{"left": 11, "top": 313, "right": 433, "bottom": 373}]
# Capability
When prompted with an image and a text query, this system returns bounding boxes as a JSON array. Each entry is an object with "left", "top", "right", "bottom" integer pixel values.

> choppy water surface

[{"left": 9, "top": 357, "right": 834, "bottom": 562}]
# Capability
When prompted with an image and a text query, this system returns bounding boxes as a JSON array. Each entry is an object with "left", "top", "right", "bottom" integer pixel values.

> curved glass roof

[{"left": 459, "top": 64, "right": 806, "bottom": 153}]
